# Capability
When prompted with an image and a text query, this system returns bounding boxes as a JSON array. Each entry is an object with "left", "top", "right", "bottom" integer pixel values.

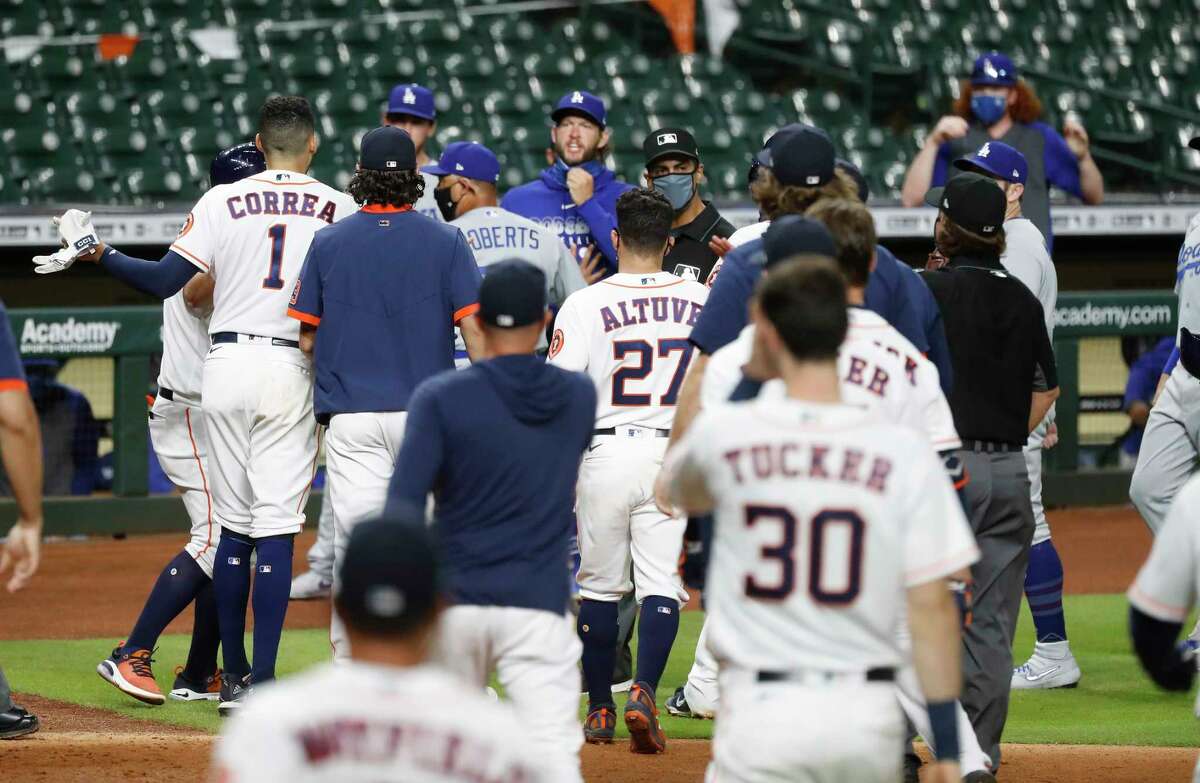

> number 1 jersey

[
  {"left": 170, "top": 169, "right": 358, "bottom": 341},
  {"left": 670, "top": 397, "right": 979, "bottom": 673},
  {"left": 549, "top": 271, "right": 708, "bottom": 430}
]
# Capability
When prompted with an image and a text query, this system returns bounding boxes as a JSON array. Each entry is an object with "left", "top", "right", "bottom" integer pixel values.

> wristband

[{"left": 927, "top": 700, "right": 959, "bottom": 760}]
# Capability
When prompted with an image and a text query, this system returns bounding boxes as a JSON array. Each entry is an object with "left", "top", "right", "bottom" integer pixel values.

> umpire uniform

[
  {"left": 920, "top": 173, "right": 1059, "bottom": 769},
  {"left": 288, "top": 127, "right": 482, "bottom": 659}
]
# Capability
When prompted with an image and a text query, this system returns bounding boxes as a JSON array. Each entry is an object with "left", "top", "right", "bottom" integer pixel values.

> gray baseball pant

[
  {"left": 1130, "top": 364, "right": 1200, "bottom": 534},
  {"left": 958, "top": 448, "right": 1035, "bottom": 770}
]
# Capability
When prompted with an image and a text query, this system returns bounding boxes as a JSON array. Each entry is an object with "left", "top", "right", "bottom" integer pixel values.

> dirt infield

[{"left": 0, "top": 504, "right": 1185, "bottom": 781}]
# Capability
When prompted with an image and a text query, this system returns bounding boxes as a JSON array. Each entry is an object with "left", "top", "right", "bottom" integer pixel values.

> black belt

[
  {"left": 962, "top": 439, "right": 1021, "bottom": 453},
  {"left": 757, "top": 667, "right": 895, "bottom": 684},
  {"left": 212, "top": 331, "right": 300, "bottom": 348},
  {"left": 594, "top": 426, "right": 671, "bottom": 438},
  {"left": 159, "top": 387, "right": 175, "bottom": 401}
]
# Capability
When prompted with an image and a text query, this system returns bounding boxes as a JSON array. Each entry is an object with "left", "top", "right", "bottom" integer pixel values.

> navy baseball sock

[
  {"left": 182, "top": 578, "right": 221, "bottom": 682},
  {"left": 212, "top": 529, "right": 254, "bottom": 679},
  {"left": 125, "top": 550, "right": 209, "bottom": 653},
  {"left": 250, "top": 534, "right": 295, "bottom": 684},
  {"left": 1025, "top": 539, "right": 1068, "bottom": 643},
  {"left": 578, "top": 599, "right": 619, "bottom": 708},
  {"left": 634, "top": 596, "right": 680, "bottom": 695}
]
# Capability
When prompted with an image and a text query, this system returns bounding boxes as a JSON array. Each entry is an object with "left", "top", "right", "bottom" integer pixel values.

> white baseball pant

[
  {"left": 148, "top": 394, "right": 219, "bottom": 577},
  {"left": 303, "top": 488, "right": 336, "bottom": 580},
  {"left": 327, "top": 410, "right": 408, "bottom": 661},
  {"left": 1131, "top": 363, "right": 1200, "bottom": 533},
  {"left": 1024, "top": 419, "right": 1051, "bottom": 546},
  {"left": 435, "top": 605, "right": 583, "bottom": 783},
  {"left": 201, "top": 342, "right": 318, "bottom": 539}
]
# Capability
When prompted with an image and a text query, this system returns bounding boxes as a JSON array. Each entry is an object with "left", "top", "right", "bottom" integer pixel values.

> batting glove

[
  {"left": 32, "top": 209, "right": 99, "bottom": 273},
  {"left": 31, "top": 247, "right": 78, "bottom": 275}
]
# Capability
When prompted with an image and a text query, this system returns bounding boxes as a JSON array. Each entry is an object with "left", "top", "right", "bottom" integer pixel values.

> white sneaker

[
  {"left": 1011, "top": 640, "right": 1081, "bottom": 690},
  {"left": 289, "top": 570, "right": 332, "bottom": 600}
]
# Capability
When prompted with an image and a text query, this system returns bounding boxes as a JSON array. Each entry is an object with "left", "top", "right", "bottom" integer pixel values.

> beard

[{"left": 555, "top": 139, "right": 600, "bottom": 165}]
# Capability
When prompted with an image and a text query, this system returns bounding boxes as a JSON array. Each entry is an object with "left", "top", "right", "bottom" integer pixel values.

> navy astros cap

[
  {"left": 755, "top": 125, "right": 836, "bottom": 188},
  {"left": 335, "top": 518, "right": 439, "bottom": 637},
  {"left": 359, "top": 126, "right": 417, "bottom": 172},
  {"left": 210, "top": 142, "right": 265, "bottom": 186},
  {"left": 924, "top": 172, "right": 1007, "bottom": 236},
  {"left": 762, "top": 215, "right": 838, "bottom": 269},
  {"left": 954, "top": 140, "right": 1028, "bottom": 184},
  {"left": 551, "top": 90, "right": 606, "bottom": 128},
  {"left": 834, "top": 158, "right": 869, "bottom": 203},
  {"left": 479, "top": 259, "right": 547, "bottom": 328},
  {"left": 386, "top": 83, "right": 436, "bottom": 121},
  {"left": 644, "top": 127, "right": 700, "bottom": 166},
  {"left": 971, "top": 51, "right": 1018, "bottom": 87},
  {"left": 421, "top": 141, "right": 501, "bottom": 183}
]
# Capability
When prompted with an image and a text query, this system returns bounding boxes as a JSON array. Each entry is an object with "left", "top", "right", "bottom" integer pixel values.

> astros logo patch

[
  {"left": 548, "top": 328, "right": 564, "bottom": 359},
  {"left": 177, "top": 212, "right": 195, "bottom": 239}
]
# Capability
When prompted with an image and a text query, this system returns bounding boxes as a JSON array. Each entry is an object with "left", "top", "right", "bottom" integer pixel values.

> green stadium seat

[
  {"left": 124, "top": 168, "right": 187, "bottom": 205},
  {"left": 0, "top": 0, "right": 53, "bottom": 37}
]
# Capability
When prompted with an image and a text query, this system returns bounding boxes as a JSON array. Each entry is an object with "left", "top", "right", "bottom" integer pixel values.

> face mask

[
  {"left": 434, "top": 185, "right": 458, "bottom": 222},
  {"left": 547, "top": 158, "right": 607, "bottom": 188},
  {"left": 971, "top": 94, "right": 1007, "bottom": 126},
  {"left": 651, "top": 172, "right": 696, "bottom": 212}
]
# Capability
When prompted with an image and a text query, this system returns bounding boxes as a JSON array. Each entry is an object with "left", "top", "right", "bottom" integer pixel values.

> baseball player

[
  {"left": 0, "top": 296, "right": 45, "bottom": 739},
  {"left": 386, "top": 260, "right": 595, "bottom": 782},
  {"left": 1130, "top": 136, "right": 1200, "bottom": 535},
  {"left": 34, "top": 96, "right": 358, "bottom": 714},
  {"left": 548, "top": 188, "right": 708, "bottom": 753},
  {"left": 664, "top": 258, "right": 977, "bottom": 783},
  {"left": 420, "top": 141, "right": 587, "bottom": 365},
  {"left": 382, "top": 82, "right": 443, "bottom": 222},
  {"left": 97, "top": 143, "right": 265, "bottom": 706},
  {"left": 214, "top": 517, "right": 551, "bottom": 783},
  {"left": 288, "top": 126, "right": 483, "bottom": 661}
]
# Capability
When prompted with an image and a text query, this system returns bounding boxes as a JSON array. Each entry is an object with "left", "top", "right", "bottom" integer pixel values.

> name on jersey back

[
  {"left": 724, "top": 438, "right": 893, "bottom": 494},
  {"left": 465, "top": 225, "right": 541, "bottom": 253},
  {"left": 225, "top": 191, "right": 339, "bottom": 223},
  {"left": 600, "top": 295, "right": 703, "bottom": 333}
]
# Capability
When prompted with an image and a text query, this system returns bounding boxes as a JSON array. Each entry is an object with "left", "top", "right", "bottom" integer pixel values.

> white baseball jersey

[
  {"left": 1175, "top": 213, "right": 1200, "bottom": 345},
  {"left": 703, "top": 309, "right": 961, "bottom": 451},
  {"left": 1129, "top": 471, "right": 1200, "bottom": 623},
  {"left": 549, "top": 271, "right": 708, "bottom": 430},
  {"left": 214, "top": 661, "right": 550, "bottom": 783},
  {"left": 157, "top": 293, "right": 209, "bottom": 399},
  {"left": 1001, "top": 217, "right": 1057, "bottom": 342},
  {"left": 671, "top": 398, "right": 979, "bottom": 672},
  {"left": 414, "top": 171, "right": 443, "bottom": 223},
  {"left": 705, "top": 219, "right": 767, "bottom": 287},
  {"left": 170, "top": 170, "right": 358, "bottom": 341}
]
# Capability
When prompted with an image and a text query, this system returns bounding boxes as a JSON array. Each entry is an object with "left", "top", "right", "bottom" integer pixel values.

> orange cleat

[{"left": 97, "top": 645, "right": 165, "bottom": 706}]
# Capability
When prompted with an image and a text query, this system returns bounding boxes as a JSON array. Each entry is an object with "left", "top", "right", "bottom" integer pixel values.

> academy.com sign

[
  {"left": 20, "top": 317, "right": 122, "bottom": 354},
  {"left": 1053, "top": 301, "right": 1173, "bottom": 333}
]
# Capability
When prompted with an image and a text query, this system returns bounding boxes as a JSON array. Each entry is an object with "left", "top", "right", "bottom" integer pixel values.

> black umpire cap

[
  {"left": 335, "top": 517, "right": 439, "bottom": 637},
  {"left": 479, "top": 259, "right": 547, "bottom": 328},
  {"left": 359, "top": 126, "right": 418, "bottom": 172},
  {"left": 924, "top": 172, "right": 1006, "bottom": 237},
  {"left": 762, "top": 215, "right": 838, "bottom": 269},
  {"left": 643, "top": 127, "right": 700, "bottom": 166}
]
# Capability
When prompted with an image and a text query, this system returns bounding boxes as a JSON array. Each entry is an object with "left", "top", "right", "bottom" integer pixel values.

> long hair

[
  {"left": 750, "top": 168, "right": 859, "bottom": 221},
  {"left": 347, "top": 169, "right": 425, "bottom": 207},
  {"left": 935, "top": 214, "right": 1007, "bottom": 258},
  {"left": 951, "top": 79, "right": 1043, "bottom": 124}
]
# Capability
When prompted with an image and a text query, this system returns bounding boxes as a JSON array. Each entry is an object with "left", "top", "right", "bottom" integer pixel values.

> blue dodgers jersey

[
  {"left": 0, "top": 300, "right": 26, "bottom": 388},
  {"left": 289, "top": 207, "right": 482, "bottom": 417}
]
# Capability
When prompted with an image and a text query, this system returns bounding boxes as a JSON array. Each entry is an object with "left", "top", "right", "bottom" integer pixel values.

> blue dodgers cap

[
  {"left": 210, "top": 142, "right": 265, "bottom": 186},
  {"left": 479, "top": 259, "right": 547, "bottom": 328},
  {"left": 386, "top": 83, "right": 436, "bottom": 121},
  {"left": 762, "top": 214, "right": 838, "bottom": 269},
  {"left": 550, "top": 90, "right": 606, "bottom": 128},
  {"left": 336, "top": 517, "right": 440, "bottom": 636},
  {"left": 954, "top": 140, "right": 1028, "bottom": 184},
  {"left": 971, "top": 51, "right": 1018, "bottom": 86},
  {"left": 359, "top": 126, "right": 417, "bottom": 171},
  {"left": 420, "top": 141, "right": 501, "bottom": 183}
]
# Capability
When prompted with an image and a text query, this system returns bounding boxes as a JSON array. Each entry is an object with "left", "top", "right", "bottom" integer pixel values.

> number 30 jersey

[
  {"left": 549, "top": 271, "right": 708, "bottom": 430},
  {"left": 670, "top": 398, "right": 978, "bottom": 673},
  {"left": 170, "top": 169, "right": 358, "bottom": 341}
]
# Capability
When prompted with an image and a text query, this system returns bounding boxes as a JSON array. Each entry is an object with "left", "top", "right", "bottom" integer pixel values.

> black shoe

[
  {"left": 665, "top": 686, "right": 693, "bottom": 718},
  {"left": 903, "top": 751, "right": 921, "bottom": 783},
  {"left": 0, "top": 705, "right": 39, "bottom": 739},
  {"left": 217, "top": 673, "right": 251, "bottom": 717}
]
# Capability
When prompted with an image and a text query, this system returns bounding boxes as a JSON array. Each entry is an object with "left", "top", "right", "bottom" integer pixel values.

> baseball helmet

[{"left": 209, "top": 142, "right": 266, "bottom": 187}]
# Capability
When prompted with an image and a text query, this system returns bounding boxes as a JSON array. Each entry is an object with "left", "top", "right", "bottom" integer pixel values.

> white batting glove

[
  {"left": 31, "top": 247, "right": 78, "bottom": 274},
  {"left": 55, "top": 209, "right": 99, "bottom": 257}
]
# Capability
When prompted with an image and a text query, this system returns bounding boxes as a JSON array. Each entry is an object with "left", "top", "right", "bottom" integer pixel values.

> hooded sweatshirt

[
  {"left": 386, "top": 354, "right": 596, "bottom": 614},
  {"left": 500, "top": 160, "right": 634, "bottom": 274}
]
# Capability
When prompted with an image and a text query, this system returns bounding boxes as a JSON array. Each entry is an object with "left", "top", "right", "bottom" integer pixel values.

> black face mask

[{"left": 434, "top": 186, "right": 458, "bottom": 221}]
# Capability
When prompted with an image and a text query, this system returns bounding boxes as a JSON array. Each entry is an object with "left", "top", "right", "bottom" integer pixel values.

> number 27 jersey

[
  {"left": 170, "top": 170, "right": 358, "bottom": 341},
  {"left": 548, "top": 271, "right": 708, "bottom": 430}
]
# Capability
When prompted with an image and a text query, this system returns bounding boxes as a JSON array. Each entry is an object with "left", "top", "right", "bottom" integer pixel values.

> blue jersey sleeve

[
  {"left": 576, "top": 188, "right": 625, "bottom": 272},
  {"left": 385, "top": 380, "right": 446, "bottom": 519},
  {"left": 866, "top": 249, "right": 929, "bottom": 353},
  {"left": 931, "top": 141, "right": 954, "bottom": 187},
  {"left": 287, "top": 243, "right": 323, "bottom": 326},
  {"left": 448, "top": 231, "right": 483, "bottom": 323},
  {"left": 1037, "top": 122, "right": 1083, "bottom": 199},
  {"left": 688, "top": 245, "right": 761, "bottom": 354},
  {"left": 0, "top": 301, "right": 26, "bottom": 389},
  {"left": 99, "top": 248, "right": 197, "bottom": 300}
]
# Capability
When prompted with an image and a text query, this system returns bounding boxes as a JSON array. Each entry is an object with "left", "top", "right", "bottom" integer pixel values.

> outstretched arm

[{"left": 92, "top": 247, "right": 199, "bottom": 300}]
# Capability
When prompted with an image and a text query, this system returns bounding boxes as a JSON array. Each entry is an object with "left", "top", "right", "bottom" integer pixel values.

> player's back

[
  {"left": 171, "top": 170, "right": 357, "bottom": 342},
  {"left": 215, "top": 661, "right": 549, "bottom": 783},
  {"left": 691, "top": 398, "right": 975, "bottom": 674},
  {"left": 550, "top": 271, "right": 707, "bottom": 430},
  {"left": 453, "top": 206, "right": 564, "bottom": 275},
  {"left": 158, "top": 293, "right": 209, "bottom": 400}
]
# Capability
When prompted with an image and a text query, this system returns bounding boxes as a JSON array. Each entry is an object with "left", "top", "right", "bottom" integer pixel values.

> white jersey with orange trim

[
  {"left": 214, "top": 661, "right": 552, "bottom": 783},
  {"left": 157, "top": 292, "right": 208, "bottom": 400},
  {"left": 170, "top": 169, "right": 357, "bottom": 341},
  {"left": 703, "top": 308, "right": 961, "bottom": 452},
  {"left": 548, "top": 270, "right": 709, "bottom": 431},
  {"left": 1129, "top": 471, "right": 1200, "bottom": 624},
  {"left": 704, "top": 219, "right": 767, "bottom": 287}
]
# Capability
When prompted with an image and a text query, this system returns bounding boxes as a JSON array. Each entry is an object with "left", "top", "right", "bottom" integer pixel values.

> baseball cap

[
  {"left": 754, "top": 125, "right": 836, "bottom": 187},
  {"left": 643, "top": 127, "right": 700, "bottom": 166},
  {"left": 971, "top": 51, "right": 1018, "bottom": 87},
  {"left": 210, "top": 142, "right": 265, "bottom": 187},
  {"left": 386, "top": 83, "right": 436, "bottom": 121},
  {"left": 335, "top": 517, "right": 439, "bottom": 637},
  {"left": 924, "top": 172, "right": 1007, "bottom": 236},
  {"left": 550, "top": 90, "right": 606, "bottom": 128},
  {"left": 421, "top": 141, "right": 501, "bottom": 183},
  {"left": 479, "top": 259, "right": 547, "bottom": 328},
  {"left": 954, "top": 140, "right": 1028, "bottom": 184},
  {"left": 762, "top": 215, "right": 838, "bottom": 269},
  {"left": 834, "top": 158, "right": 869, "bottom": 202},
  {"left": 359, "top": 126, "right": 417, "bottom": 172}
]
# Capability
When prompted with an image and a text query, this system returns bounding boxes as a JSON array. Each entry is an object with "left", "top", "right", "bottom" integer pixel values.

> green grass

[{"left": 1, "top": 595, "right": 1197, "bottom": 746}]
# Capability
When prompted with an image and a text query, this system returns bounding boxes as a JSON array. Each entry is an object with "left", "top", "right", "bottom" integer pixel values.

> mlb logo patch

[
  {"left": 657, "top": 132, "right": 678, "bottom": 146},
  {"left": 386, "top": 160, "right": 398, "bottom": 168},
  {"left": 673, "top": 264, "right": 700, "bottom": 281},
  {"left": 227, "top": 557, "right": 241, "bottom": 566},
  {"left": 259, "top": 565, "right": 272, "bottom": 574},
  {"left": 379, "top": 219, "right": 390, "bottom": 227}
]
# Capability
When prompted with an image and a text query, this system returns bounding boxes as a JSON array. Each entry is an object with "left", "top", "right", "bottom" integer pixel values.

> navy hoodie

[
  {"left": 385, "top": 354, "right": 596, "bottom": 614},
  {"left": 500, "top": 162, "right": 634, "bottom": 274}
]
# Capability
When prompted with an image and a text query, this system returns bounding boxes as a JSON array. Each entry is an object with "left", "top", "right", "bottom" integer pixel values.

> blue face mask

[
  {"left": 971, "top": 94, "right": 1008, "bottom": 126},
  {"left": 651, "top": 173, "right": 696, "bottom": 211},
  {"left": 547, "top": 158, "right": 607, "bottom": 188}
]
